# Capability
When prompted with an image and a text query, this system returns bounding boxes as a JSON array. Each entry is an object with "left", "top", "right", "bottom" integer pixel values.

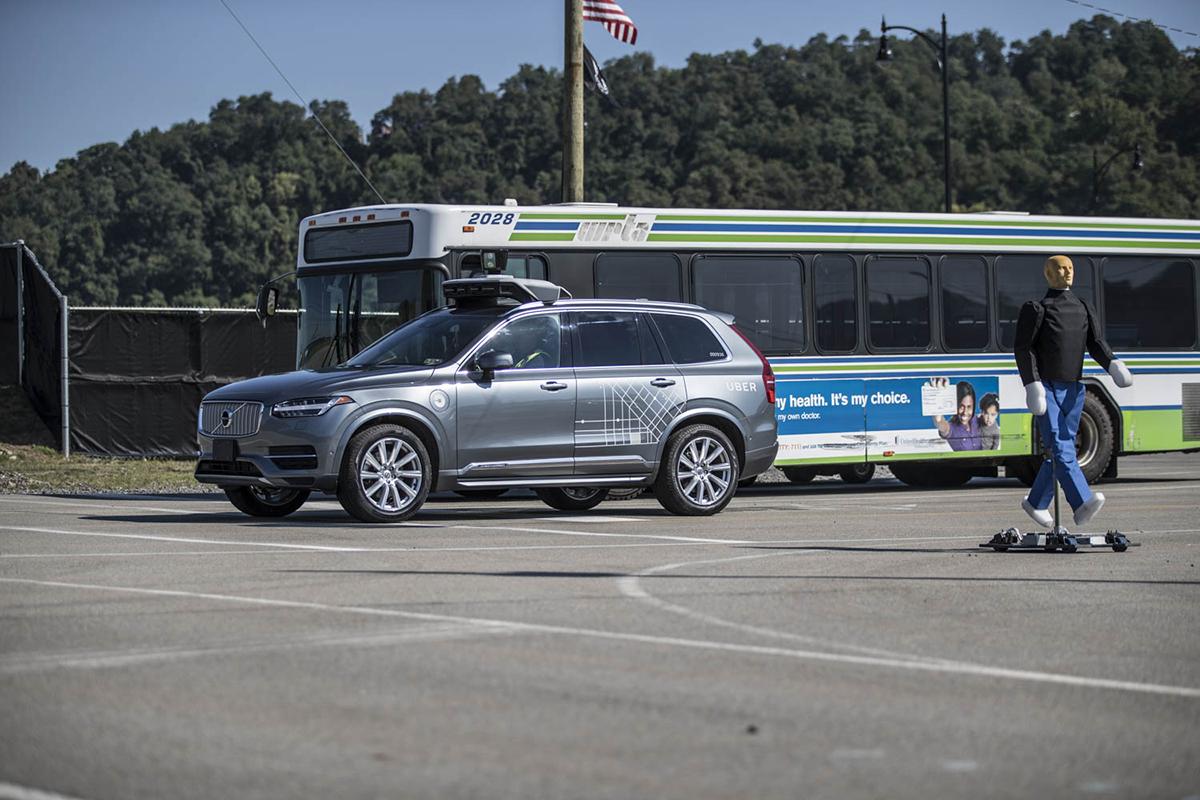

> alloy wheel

[
  {"left": 675, "top": 435, "right": 733, "bottom": 507},
  {"left": 359, "top": 436, "right": 424, "bottom": 513}
]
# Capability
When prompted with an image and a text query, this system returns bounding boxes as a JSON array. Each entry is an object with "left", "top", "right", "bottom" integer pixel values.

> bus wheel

[
  {"left": 535, "top": 487, "right": 609, "bottom": 511},
  {"left": 454, "top": 489, "right": 509, "bottom": 500},
  {"left": 1005, "top": 456, "right": 1041, "bottom": 487},
  {"left": 781, "top": 466, "right": 817, "bottom": 485},
  {"left": 838, "top": 463, "right": 876, "bottom": 484},
  {"left": 1077, "top": 392, "right": 1115, "bottom": 484},
  {"left": 890, "top": 464, "right": 969, "bottom": 488}
]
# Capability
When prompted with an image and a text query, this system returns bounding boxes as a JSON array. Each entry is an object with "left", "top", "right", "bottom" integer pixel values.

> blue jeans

[{"left": 1028, "top": 380, "right": 1093, "bottom": 511}]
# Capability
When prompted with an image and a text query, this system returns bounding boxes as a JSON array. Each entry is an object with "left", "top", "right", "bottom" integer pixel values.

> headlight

[{"left": 271, "top": 396, "right": 354, "bottom": 418}]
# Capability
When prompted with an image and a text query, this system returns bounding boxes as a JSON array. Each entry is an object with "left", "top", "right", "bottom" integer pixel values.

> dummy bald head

[{"left": 1044, "top": 255, "right": 1074, "bottom": 289}]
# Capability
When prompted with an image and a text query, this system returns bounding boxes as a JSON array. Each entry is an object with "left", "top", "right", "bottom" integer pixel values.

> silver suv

[{"left": 195, "top": 277, "right": 778, "bottom": 522}]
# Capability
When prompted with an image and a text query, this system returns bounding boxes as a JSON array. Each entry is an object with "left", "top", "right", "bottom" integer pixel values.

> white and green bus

[{"left": 275, "top": 202, "right": 1200, "bottom": 487}]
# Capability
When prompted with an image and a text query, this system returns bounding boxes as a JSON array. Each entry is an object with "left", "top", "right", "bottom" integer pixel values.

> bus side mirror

[{"left": 256, "top": 285, "right": 279, "bottom": 322}]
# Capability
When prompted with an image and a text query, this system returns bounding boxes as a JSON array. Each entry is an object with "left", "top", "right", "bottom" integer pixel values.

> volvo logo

[{"left": 218, "top": 403, "right": 247, "bottom": 430}]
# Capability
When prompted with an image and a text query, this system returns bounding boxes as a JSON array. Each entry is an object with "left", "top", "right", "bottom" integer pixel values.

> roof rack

[{"left": 442, "top": 276, "right": 572, "bottom": 306}]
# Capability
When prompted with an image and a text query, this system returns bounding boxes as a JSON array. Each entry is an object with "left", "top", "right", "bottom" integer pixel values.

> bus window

[
  {"left": 940, "top": 256, "right": 989, "bottom": 350},
  {"left": 595, "top": 253, "right": 682, "bottom": 301},
  {"left": 814, "top": 255, "right": 857, "bottom": 353},
  {"left": 866, "top": 256, "right": 931, "bottom": 350},
  {"left": 1103, "top": 257, "right": 1197, "bottom": 349},
  {"left": 461, "top": 253, "right": 547, "bottom": 280},
  {"left": 692, "top": 256, "right": 805, "bottom": 354},
  {"left": 996, "top": 255, "right": 1093, "bottom": 349}
]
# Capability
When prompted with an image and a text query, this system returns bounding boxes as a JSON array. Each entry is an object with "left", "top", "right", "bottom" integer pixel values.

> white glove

[
  {"left": 1108, "top": 359, "right": 1133, "bottom": 388},
  {"left": 1025, "top": 382, "right": 1047, "bottom": 416}
]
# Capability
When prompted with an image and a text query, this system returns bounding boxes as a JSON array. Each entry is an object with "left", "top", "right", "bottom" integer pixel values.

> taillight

[{"left": 731, "top": 325, "right": 775, "bottom": 405}]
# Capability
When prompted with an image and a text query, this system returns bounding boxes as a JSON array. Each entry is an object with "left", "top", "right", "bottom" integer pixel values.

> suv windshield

[{"left": 346, "top": 307, "right": 507, "bottom": 368}]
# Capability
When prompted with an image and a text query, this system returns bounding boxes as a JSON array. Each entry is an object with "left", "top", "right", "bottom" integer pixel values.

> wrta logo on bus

[{"left": 575, "top": 214, "right": 654, "bottom": 243}]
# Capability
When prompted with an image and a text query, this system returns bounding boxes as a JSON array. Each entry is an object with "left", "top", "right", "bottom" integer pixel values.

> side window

[
  {"left": 575, "top": 311, "right": 642, "bottom": 367},
  {"left": 595, "top": 253, "right": 682, "bottom": 301},
  {"left": 814, "top": 255, "right": 857, "bottom": 352},
  {"left": 638, "top": 315, "right": 668, "bottom": 364},
  {"left": 652, "top": 313, "right": 728, "bottom": 363},
  {"left": 867, "top": 256, "right": 931, "bottom": 350},
  {"left": 692, "top": 256, "right": 805, "bottom": 354},
  {"left": 503, "top": 255, "right": 548, "bottom": 281},
  {"left": 1103, "top": 257, "right": 1196, "bottom": 348},
  {"left": 940, "top": 256, "right": 989, "bottom": 350},
  {"left": 995, "top": 255, "right": 1093, "bottom": 349},
  {"left": 483, "top": 315, "right": 562, "bottom": 370}
]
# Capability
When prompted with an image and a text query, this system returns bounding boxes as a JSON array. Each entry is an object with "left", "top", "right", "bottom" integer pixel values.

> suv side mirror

[
  {"left": 256, "top": 285, "right": 279, "bottom": 321},
  {"left": 476, "top": 350, "right": 514, "bottom": 377}
]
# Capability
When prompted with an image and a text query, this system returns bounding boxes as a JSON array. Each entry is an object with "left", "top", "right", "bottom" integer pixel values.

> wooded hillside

[{"left": 2, "top": 15, "right": 1197, "bottom": 307}]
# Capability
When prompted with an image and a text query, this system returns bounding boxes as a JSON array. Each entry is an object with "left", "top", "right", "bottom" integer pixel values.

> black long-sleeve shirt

[{"left": 1014, "top": 289, "right": 1116, "bottom": 385}]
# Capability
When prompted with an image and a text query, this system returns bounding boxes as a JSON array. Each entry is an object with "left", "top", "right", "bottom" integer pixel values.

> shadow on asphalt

[{"left": 270, "top": 568, "right": 1199, "bottom": 586}]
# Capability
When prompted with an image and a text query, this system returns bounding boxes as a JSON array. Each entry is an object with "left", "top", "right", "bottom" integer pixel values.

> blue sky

[{"left": 2, "top": 0, "right": 1197, "bottom": 174}]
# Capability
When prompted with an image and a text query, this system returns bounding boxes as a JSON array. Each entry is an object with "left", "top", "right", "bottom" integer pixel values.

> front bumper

[{"left": 195, "top": 407, "right": 349, "bottom": 493}]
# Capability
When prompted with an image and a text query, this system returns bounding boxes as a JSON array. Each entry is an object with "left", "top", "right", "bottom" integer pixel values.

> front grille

[
  {"left": 1183, "top": 383, "right": 1200, "bottom": 442},
  {"left": 200, "top": 401, "right": 263, "bottom": 437}
]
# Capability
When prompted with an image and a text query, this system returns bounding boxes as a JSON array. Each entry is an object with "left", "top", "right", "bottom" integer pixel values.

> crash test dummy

[{"left": 1013, "top": 255, "right": 1133, "bottom": 528}]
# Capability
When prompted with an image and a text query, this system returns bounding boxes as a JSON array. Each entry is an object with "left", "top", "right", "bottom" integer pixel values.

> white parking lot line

[{"left": 4, "top": 576, "right": 1198, "bottom": 700}]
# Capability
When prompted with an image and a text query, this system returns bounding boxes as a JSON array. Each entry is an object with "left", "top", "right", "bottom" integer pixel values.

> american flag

[{"left": 582, "top": 0, "right": 638, "bottom": 45}]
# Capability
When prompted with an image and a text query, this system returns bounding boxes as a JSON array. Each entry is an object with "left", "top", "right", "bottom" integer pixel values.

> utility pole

[{"left": 562, "top": 0, "right": 584, "bottom": 202}]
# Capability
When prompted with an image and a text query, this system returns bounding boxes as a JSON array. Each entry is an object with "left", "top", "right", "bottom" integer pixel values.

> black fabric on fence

[
  {"left": 0, "top": 246, "right": 19, "bottom": 385},
  {"left": 21, "top": 248, "right": 63, "bottom": 449},
  {"left": 69, "top": 309, "right": 296, "bottom": 456}
]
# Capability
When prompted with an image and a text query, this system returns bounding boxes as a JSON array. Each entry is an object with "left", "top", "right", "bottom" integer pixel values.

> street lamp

[
  {"left": 1091, "top": 142, "right": 1144, "bottom": 213},
  {"left": 877, "top": 15, "right": 951, "bottom": 214}
]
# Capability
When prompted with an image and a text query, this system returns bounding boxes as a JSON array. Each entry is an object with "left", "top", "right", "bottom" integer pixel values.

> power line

[
  {"left": 217, "top": 0, "right": 387, "bottom": 205},
  {"left": 1062, "top": 0, "right": 1198, "bottom": 38}
]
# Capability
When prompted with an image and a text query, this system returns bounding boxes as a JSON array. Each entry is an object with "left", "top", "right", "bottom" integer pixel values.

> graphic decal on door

[{"left": 577, "top": 382, "right": 686, "bottom": 447}]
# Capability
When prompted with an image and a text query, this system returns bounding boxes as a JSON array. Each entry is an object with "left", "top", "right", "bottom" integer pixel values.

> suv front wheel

[
  {"left": 338, "top": 424, "right": 432, "bottom": 523},
  {"left": 655, "top": 424, "right": 740, "bottom": 516},
  {"left": 224, "top": 486, "right": 310, "bottom": 517}
]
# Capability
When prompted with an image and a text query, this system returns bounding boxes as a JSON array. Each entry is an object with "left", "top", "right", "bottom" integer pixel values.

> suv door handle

[
  {"left": 650, "top": 378, "right": 676, "bottom": 387},
  {"left": 540, "top": 381, "right": 569, "bottom": 391}
]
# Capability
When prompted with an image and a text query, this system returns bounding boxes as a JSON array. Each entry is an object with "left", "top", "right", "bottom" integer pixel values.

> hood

[{"left": 203, "top": 365, "right": 436, "bottom": 403}]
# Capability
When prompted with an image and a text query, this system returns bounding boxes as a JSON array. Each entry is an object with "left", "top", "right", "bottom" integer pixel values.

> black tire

[
  {"left": 889, "top": 463, "right": 970, "bottom": 488},
  {"left": 535, "top": 487, "right": 609, "bottom": 511},
  {"left": 224, "top": 486, "right": 310, "bottom": 517},
  {"left": 337, "top": 424, "right": 432, "bottom": 523},
  {"left": 1077, "top": 392, "right": 1115, "bottom": 484},
  {"left": 1006, "top": 455, "right": 1041, "bottom": 487},
  {"left": 654, "top": 424, "right": 740, "bottom": 516},
  {"left": 781, "top": 466, "right": 817, "bottom": 485},
  {"left": 838, "top": 463, "right": 876, "bottom": 484},
  {"left": 606, "top": 487, "right": 646, "bottom": 501},
  {"left": 454, "top": 489, "right": 509, "bottom": 500}
]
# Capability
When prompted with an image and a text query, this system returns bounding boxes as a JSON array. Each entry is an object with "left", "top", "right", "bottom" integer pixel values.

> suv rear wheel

[
  {"left": 535, "top": 487, "right": 609, "bottom": 511},
  {"left": 224, "top": 486, "right": 310, "bottom": 517},
  {"left": 655, "top": 424, "right": 740, "bottom": 516},
  {"left": 338, "top": 424, "right": 432, "bottom": 523}
]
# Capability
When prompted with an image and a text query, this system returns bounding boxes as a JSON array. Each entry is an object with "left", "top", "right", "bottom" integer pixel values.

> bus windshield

[{"left": 297, "top": 267, "right": 443, "bottom": 369}]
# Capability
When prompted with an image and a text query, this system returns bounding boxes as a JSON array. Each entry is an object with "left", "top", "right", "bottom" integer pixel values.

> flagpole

[{"left": 563, "top": 0, "right": 584, "bottom": 202}]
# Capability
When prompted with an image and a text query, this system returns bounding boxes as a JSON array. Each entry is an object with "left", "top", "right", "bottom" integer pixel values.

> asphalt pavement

[{"left": 2, "top": 454, "right": 1199, "bottom": 800}]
